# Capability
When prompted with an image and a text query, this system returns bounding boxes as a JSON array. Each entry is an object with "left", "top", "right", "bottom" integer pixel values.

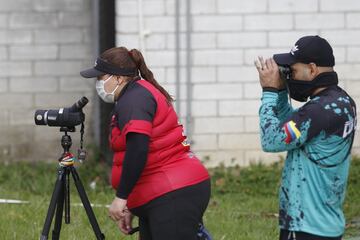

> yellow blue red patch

[{"left": 284, "top": 120, "right": 301, "bottom": 144}]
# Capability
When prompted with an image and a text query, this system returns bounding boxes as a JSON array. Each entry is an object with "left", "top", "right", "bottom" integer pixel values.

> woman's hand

[
  {"left": 117, "top": 210, "right": 134, "bottom": 234},
  {"left": 109, "top": 197, "right": 133, "bottom": 234},
  {"left": 254, "top": 56, "right": 285, "bottom": 90}
]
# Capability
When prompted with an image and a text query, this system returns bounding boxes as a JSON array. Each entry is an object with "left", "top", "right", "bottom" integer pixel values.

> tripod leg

[
  {"left": 51, "top": 172, "right": 66, "bottom": 240},
  {"left": 65, "top": 168, "right": 70, "bottom": 224},
  {"left": 40, "top": 168, "right": 66, "bottom": 240},
  {"left": 70, "top": 167, "right": 105, "bottom": 240}
]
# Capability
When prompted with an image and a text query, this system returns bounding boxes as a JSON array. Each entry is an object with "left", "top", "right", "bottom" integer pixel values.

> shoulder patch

[{"left": 284, "top": 120, "right": 301, "bottom": 144}]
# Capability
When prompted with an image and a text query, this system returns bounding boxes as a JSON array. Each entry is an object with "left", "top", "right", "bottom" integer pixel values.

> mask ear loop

[
  {"left": 103, "top": 74, "right": 113, "bottom": 82},
  {"left": 103, "top": 75, "right": 119, "bottom": 95}
]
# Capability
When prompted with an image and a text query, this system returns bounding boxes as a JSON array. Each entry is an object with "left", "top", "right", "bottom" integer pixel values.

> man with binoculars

[{"left": 255, "top": 36, "right": 357, "bottom": 240}]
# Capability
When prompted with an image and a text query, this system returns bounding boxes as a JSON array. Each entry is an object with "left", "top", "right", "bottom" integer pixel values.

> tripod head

[
  {"left": 60, "top": 129, "right": 73, "bottom": 154},
  {"left": 58, "top": 125, "right": 87, "bottom": 164}
]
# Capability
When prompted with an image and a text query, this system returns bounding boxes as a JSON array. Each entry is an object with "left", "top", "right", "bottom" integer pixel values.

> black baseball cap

[
  {"left": 80, "top": 57, "right": 137, "bottom": 78},
  {"left": 273, "top": 35, "right": 335, "bottom": 67}
]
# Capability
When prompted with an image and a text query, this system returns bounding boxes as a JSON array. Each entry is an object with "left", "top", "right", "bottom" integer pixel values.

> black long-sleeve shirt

[{"left": 116, "top": 132, "right": 149, "bottom": 199}]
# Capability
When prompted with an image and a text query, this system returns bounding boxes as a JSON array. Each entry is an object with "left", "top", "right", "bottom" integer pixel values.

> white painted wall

[{"left": 116, "top": 0, "right": 360, "bottom": 167}]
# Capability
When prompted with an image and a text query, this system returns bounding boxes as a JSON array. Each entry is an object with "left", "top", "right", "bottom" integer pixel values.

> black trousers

[
  {"left": 130, "top": 179, "right": 211, "bottom": 240},
  {"left": 280, "top": 229, "right": 342, "bottom": 240}
]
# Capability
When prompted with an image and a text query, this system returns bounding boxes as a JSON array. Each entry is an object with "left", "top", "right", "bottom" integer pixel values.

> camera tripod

[{"left": 40, "top": 127, "right": 105, "bottom": 240}]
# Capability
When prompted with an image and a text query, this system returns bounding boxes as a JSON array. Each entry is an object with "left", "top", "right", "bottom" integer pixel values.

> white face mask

[{"left": 96, "top": 75, "right": 120, "bottom": 103}]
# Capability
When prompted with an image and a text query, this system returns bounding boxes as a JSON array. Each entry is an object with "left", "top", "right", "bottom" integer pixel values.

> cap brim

[
  {"left": 80, "top": 67, "right": 106, "bottom": 78},
  {"left": 273, "top": 53, "right": 296, "bottom": 66}
]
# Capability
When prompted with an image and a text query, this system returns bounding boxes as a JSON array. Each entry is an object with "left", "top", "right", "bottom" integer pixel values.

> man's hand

[
  {"left": 109, "top": 197, "right": 133, "bottom": 234},
  {"left": 254, "top": 56, "right": 285, "bottom": 90}
]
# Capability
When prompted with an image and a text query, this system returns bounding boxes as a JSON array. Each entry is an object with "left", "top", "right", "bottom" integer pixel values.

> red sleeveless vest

[{"left": 109, "top": 80, "right": 209, "bottom": 209}]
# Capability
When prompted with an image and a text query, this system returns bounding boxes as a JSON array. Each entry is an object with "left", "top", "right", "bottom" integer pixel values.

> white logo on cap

[
  {"left": 94, "top": 60, "right": 97, "bottom": 67},
  {"left": 290, "top": 45, "right": 299, "bottom": 55}
]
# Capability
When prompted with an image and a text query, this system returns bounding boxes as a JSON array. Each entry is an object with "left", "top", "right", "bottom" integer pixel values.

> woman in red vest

[{"left": 80, "top": 47, "right": 210, "bottom": 240}]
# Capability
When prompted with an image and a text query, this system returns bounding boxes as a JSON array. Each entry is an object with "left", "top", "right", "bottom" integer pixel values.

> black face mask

[
  {"left": 279, "top": 66, "right": 338, "bottom": 102},
  {"left": 287, "top": 79, "right": 316, "bottom": 102}
]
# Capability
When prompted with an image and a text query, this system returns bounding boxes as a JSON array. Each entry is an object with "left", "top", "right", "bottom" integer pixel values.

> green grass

[{"left": 0, "top": 157, "right": 359, "bottom": 240}]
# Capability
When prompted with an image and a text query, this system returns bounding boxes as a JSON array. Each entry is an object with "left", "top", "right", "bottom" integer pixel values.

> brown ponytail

[
  {"left": 129, "top": 49, "right": 173, "bottom": 102},
  {"left": 100, "top": 47, "right": 174, "bottom": 103}
]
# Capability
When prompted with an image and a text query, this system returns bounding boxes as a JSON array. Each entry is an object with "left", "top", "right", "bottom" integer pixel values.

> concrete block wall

[
  {"left": 116, "top": 0, "right": 360, "bottom": 167},
  {"left": 0, "top": 0, "right": 94, "bottom": 162}
]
